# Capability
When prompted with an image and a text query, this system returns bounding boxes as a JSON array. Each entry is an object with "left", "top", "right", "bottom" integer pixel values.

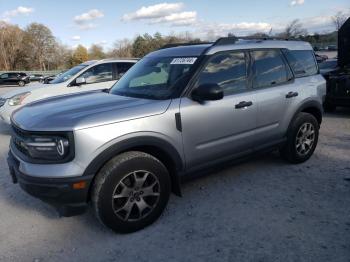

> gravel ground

[{"left": 0, "top": 85, "right": 349, "bottom": 262}]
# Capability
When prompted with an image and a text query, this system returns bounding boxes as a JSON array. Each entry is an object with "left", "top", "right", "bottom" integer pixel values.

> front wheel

[
  {"left": 18, "top": 81, "right": 25, "bottom": 87},
  {"left": 280, "top": 112, "right": 319, "bottom": 164},
  {"left": 92, "top": 151, "right": 171, "bottom": 233}
]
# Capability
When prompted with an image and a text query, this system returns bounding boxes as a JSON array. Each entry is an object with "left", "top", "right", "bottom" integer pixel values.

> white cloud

[
  {"left": 1, "top": 6, "right": 34, "bottom": 22},
  {"left": 122, "top": 2, "right": 197, "bottom": 26},
  {"left": 194, "top": 21, "right": 273, "bottom": 39},
  {"left": 71, "top": 35, "right": 81, "bottom": 41},
  {"left": 290, "top": 0, "right": 305, "bottom": 6},
  {"left": 151, "top": 11, "right": 197, "bottom": 26},
  {"left": 74, "top": 9, "right": 104, "bottom": 30},
  {"left": 74, "top": 9, "right": 104, "bottom": 23},
  {"left": 122, "top": 3, "right": 184, "bottom": 21},
  {"left": 3, "top": 6, "right": 34, "bottom": 17}
]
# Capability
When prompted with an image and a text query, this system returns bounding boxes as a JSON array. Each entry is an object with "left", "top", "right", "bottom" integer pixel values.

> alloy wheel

[
  {"left": 112, "top": 170, "right": 160, "bottom": 222},
  {"left": 295, "top": 122, "right": 315, "bottom": 156}
]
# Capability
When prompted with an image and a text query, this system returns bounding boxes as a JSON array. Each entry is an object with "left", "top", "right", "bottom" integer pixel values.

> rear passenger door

[
  {"left": 180, "top": 51, "right": 257, "bottom": 169},
  {"left": 250, "top": 49, "right": 296, "bottom": 146}
]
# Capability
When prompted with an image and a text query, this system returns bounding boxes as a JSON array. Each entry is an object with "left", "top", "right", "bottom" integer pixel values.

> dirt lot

[{"left": 0, "top": 85, "right": 349, "bottom": 262}]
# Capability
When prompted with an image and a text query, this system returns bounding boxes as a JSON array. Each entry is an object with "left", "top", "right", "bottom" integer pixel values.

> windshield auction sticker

[{"left": 170, "top": 57, "right": 197, "bottom": 65}]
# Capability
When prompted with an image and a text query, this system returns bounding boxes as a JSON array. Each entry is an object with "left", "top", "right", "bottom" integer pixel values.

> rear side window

[
  {"left": 252, "top": 50, "right": 291, "bottom": 89},
  {"left": 197, "top": 51, "right": 248, "bottom": 95},
  {"left": 116, "top": 63, "right": 134, "bottom": 79},
  {"left": 282, "top": 50, "right": 318, "bottom": 78}
]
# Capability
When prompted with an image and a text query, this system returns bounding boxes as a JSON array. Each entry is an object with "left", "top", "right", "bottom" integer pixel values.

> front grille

[
  {"left": 11, "top": 125, "right": 31, "bottom": 158},
  {"left": 0, "top": 98, "right": 6, "bottom": 108}
]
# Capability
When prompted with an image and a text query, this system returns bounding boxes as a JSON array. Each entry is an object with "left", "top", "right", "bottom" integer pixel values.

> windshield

[
  {"left": 319, "top": 60, "right": 337, "bottom": 70},
  {"left": 50, "top": 65, "right": 88, "bottom": 84},
  {"left": 110, "top": 56, "right": 198, "bottom": 100}
]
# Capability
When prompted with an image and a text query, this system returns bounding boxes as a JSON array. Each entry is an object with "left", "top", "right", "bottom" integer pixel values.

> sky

[{"left": 0, "top": 0, "right": 349, "bottom": 50}]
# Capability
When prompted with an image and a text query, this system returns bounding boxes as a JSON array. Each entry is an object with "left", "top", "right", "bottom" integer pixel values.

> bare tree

[
  {"left": 278, "top": 19, "right": 307, "bottom": 39},
  {"left": 0, "top": 22, "right": 25, "bottom": 70},
  {"left": 332, "top": 11, "right": 348, "bottom": 31},
  {"left": 109, "top": 39, "right": 133, "bottom": 58}
]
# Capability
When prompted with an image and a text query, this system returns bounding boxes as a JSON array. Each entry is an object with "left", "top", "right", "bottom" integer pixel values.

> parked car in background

[
  {"left": 29, "top": 74, "right": 44, "bottom": 82},
  {"left": 319, "top": 59, "right": 339, "bottom": 78},
  {"left": 0, "top": 72, "right": 30, "bottom": 87},
  {"left": 323, "top": 18, "right": 350, "bottom": 112},
  {"left": 315, "top": 53, "right": 328, "bottom": 63},
  {"left": 7, "top": 38, "right": 325, "bottom": 233},
  {"left": 0, "top": 59, "right": 137, "bottom": 123},
  {"left": 327, "top": 45, "right": 337, "bottom": 51},
  {"left": 40, "top": 73, "right": 60, "bottom": 84}
]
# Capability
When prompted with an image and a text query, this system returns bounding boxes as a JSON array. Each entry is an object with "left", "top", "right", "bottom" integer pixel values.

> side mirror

[
  {"left": 75, "top": 77, "right": 86, "bottom": 85},
  {"left": 192, "top": 83, "right": 224, "bottom": 102}
]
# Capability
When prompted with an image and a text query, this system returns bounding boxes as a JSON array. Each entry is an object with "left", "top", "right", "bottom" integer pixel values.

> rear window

[{"left": 282, "top": 50, "right": 318, "bottom": 78}]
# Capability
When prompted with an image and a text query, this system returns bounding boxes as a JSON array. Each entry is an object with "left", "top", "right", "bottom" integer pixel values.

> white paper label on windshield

[{"left": 170, "top": 57, "right": 197, "bottom": 65}]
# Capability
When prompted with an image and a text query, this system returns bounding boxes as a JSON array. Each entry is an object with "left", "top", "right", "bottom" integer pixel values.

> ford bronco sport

[{"left": 7, "top": 38, "right": 326, "bottom": 233}]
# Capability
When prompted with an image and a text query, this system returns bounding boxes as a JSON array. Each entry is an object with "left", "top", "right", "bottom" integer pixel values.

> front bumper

[{"left": 7, "top": 151, "right": 94, "bottom": 217}]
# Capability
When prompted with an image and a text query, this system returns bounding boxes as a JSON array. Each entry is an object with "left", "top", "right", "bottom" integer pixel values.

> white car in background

[{"left": 0, "top": 59, "right": 137, "bottom": 124}]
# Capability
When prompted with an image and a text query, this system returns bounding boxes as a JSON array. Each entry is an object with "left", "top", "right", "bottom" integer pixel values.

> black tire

[
  {"left": 18, "top": 81, "right": 25, "bottom": 87},
  {"left": 323, "top": 101, "right": 336, "bottom": 112},
  {"left": 92, "top": 151, "right": 171, "bottom": 233},
  {"left": 280, "top": 112, "right": 319, "bottom": 164}
]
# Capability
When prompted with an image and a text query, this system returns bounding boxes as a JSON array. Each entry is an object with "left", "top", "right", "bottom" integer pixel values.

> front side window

[
  {"left": 252, "top": 50, "right": 290, "bottom": 89},
  {"left": 283, "top": 50, "right": 318, "bottom": 77},
  {"left": 79, "top": 63, "right": 113, "bottom": 84},
  {"left": 50, "top": 65, "right": 88, "bottom": 84},
  {"left": 110, "top": 56, "right": 197, "bottom": 100},
  {"left": 197, "top": 52, "right": 247, "bottom": 95},
  {"left": 9, "top": 73, "right": 19, "bottom": 78}
]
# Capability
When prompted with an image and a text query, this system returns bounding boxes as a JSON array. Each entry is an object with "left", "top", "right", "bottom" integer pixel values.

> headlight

[
  {"left": 8, "top": 92, "right": 31, "bottom": 106},
  {"left": 11, "top": 126, "right": 75, "bottom": 163},
  {"left": 25, "top": 136, "right": 70, "bottom": 160}
]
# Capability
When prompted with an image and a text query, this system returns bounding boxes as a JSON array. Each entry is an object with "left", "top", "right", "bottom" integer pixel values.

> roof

[
  {"left": 146, "top": 44, "right": 211, "bottom": 58},
  {"left": 80, "top": 59, "right": 138, "bottom": 67},
  {"left": 146, "top": 39, "right": 313, "bottom": 58},
  {"left": 206, "top": 39, "right": 313, "bottom": 55}
]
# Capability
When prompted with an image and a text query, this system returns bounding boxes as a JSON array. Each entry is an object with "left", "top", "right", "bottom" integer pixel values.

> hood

[
  {"left": 12, "top": 92, "right": 171, "bottom": 131},
  {"left": 0, "top": 83, "right": 58, "bottom": 99}
]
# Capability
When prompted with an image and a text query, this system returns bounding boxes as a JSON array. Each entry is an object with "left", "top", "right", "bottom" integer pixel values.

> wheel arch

[
  {"left": 294, "top": 100, "right": 323, "bottom": 126},
  {"left": 84, "top": 136, "right": 184, "bottom": 199}
]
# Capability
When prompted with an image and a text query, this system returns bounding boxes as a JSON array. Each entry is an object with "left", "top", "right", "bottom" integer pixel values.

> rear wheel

[
  {"left": 18, "top": 81, "right": 25, "bottom": 87},
  {"left": 92, "top": 151, "right": 171, "bottom": 233},
  {"left": 280, "top": 112, "right": 319, "bottom": 164}
]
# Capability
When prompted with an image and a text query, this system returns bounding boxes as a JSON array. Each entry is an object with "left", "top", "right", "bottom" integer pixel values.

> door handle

[
  {"left": 235, "top": 101, "right": 253, "bottom": 109},
  {"left": 286, "top": 92, "right": 298, "bottom": 98}
]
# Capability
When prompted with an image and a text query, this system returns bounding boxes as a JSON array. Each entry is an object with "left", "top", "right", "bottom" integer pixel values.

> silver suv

[{"left": 7, "top": 38, "right": 326, "bottom": 233}]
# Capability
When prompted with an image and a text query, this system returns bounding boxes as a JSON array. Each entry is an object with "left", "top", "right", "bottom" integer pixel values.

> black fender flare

[
  {"left": 288, "top": 100, "right": 323, "bottom": 133},
  {"left": 83, "top": 136, "right": 184, "bottom": 197}
]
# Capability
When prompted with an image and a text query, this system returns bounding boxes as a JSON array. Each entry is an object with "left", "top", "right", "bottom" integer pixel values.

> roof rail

[
  {"left": 159, "top": 42, "right": 213, "bottom": 50},
  {"left": 213, "top": 36, "right": 294, "bottom": 46}
]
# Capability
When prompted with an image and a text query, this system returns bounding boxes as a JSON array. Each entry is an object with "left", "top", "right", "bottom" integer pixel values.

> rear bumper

[{"left": 7, "top": 151, "right": 94, "bottom": 217}]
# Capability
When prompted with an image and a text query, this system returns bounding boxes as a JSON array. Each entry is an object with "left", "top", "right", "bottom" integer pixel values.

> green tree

[
  {"left": 71, "top": 45, "right": 88, "bottom": 66},
  {"left": 88, "top": 44, "right": 106, "bottom": 60}
]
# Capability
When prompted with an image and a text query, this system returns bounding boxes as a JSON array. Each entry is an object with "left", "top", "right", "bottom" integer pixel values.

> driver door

[{"left": 180, "top": 51, "right": 257, "bottom": 170}]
